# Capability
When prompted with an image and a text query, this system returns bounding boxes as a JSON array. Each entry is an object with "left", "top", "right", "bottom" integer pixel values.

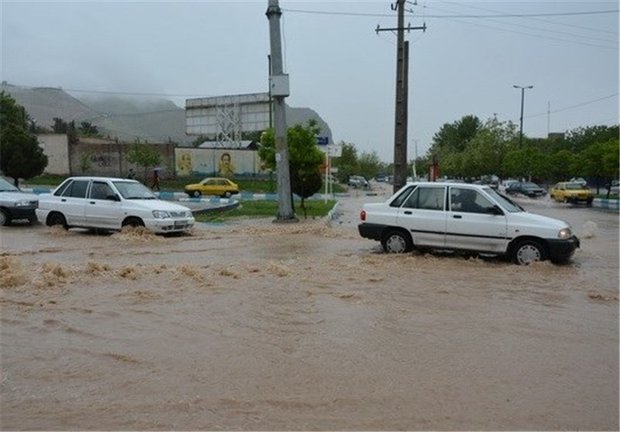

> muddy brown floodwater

[{"left": 1, "top": 184, "right": 618, "bottom": 430}]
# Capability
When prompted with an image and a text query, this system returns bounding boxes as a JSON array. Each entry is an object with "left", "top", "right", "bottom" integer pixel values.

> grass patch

[{"left": 195, "top": 200, "right": 337, "bottom": 223}]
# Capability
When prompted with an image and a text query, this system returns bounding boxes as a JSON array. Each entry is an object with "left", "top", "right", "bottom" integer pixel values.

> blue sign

[{"left": 316, "top": 136, "right": 329, "bottom": 145}]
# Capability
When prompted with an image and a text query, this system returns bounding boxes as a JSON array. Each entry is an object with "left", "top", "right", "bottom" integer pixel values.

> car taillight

[{"left": 360, "top": 210, "right": 366, "bottom": 221}]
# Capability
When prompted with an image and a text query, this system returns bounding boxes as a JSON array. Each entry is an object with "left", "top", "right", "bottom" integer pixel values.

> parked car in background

[
  {"left": 358, "top": 182, "right": 579, "bottom": 265},
  {"left": 607, "top": 179, "right": 619, "bottom": 196},
  {"left": 505, "top": 181, "right": 547, "bottom": 198},
  {"left": 36, "top": 177, "right": 194, "bottom": 234},
  {"left": 549, "top": 182, "right": 594, "bottom": 205},
  {"left": 569, "top": 177, "right": 587, "bottom": 187},
  {"left": 184, "top": 177, "right": 239, "bottom": 198},
  {"left": 0, "top": 177, "right": 38, "bottom": 226},
  {"left": 348, "top": 175, "right": 369, "bottom": 189}
]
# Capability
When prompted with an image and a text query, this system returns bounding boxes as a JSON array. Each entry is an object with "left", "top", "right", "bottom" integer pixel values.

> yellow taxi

[
  {"left": 549, "top": 181, "right": 593, "bottom": 205},
  {"left": 184, "top": 177, "right": 239, "bottom": 198}
]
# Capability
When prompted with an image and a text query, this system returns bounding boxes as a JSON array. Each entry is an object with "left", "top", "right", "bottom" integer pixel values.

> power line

[
  {"left": 431, "top": 0, "right": 617, "bottom": 46},
  {"left": 525, "top": 93, "right": 619, "bottom": 119},
  {"left": 282, "top": 7, "right": 618, "bottom": 19},
  {"left": 421, "top": 4, "right": 618, "bottom": 50},
  {"left": 437, "top": 0, "right": 618, "bottom": 36}
]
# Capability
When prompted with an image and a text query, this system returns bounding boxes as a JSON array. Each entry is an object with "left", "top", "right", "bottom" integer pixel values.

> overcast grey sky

[{"left": 1, "top": 1, "right": 618, "bottom": 161}]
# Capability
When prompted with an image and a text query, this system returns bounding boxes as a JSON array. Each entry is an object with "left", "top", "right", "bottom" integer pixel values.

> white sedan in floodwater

[{"left": 36, "top": 176, "right": 194, "bottom": 234}]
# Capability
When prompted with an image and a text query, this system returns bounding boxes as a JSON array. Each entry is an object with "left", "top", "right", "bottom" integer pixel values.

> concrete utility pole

[
  {"left": 376, "top": 0, "right": 426, "bottom": 192},
  {"left": 266, "top": 0, "right": 296, "bottom": 222},
  {"left": 513, "top": 84, "right": 533, "bottom": 148}
]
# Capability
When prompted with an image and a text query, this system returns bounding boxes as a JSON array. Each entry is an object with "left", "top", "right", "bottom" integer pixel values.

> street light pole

[{"left": 513, "top": 84, "right": 533, "bottom": 147}]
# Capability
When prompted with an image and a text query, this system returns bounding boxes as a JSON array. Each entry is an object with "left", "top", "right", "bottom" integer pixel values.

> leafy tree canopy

[
  {"left": 0, "top": 91, "right": 48, "bottom": 186},
  {"left": 259, "top": 120, "right": 325, "bottom": 215},
  {"left": 126, "top": 141, "right": 161, "bottom": 180}
]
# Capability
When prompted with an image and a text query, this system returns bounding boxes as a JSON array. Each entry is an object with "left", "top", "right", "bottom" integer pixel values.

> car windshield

[
  {"left": 113, "top": 181, "right": 157, "bottom": 199},
  {"left": 0, "top": 177, "right": 19, "bottom": 192},
  {"left": 522, "top": 182, "right": 540, "bottom": 189},
  {"left": 485, "top": 187, "right": 524, "bottom": 213}
]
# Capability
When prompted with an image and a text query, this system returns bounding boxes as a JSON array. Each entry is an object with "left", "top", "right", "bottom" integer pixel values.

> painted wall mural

[{"left": 175, "top": 148, "right": 263, "bottom": 177}]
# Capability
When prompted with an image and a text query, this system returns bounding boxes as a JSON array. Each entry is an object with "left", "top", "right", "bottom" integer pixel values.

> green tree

[
  {"left": 579, "top": 138, "right": 620, "bottom": 192},
  {"left": 259, "top": 120, "right": 324, "bottom": 217},
  {"left": 358, "top": 150, "right": 383, "bottom": 180},
  {"left": 0, "top": 91, "right": 48, "bottom": 186},
  {"left": 126, "top": 141, "right": 161, "bottom": 181},
  {"left": 52, "top": 117, "right": 68, "bottom": 133},
  {"left": 547, "top": 150, "right": 577, "bottom": 181},
  {"left": 331, "top": 142, "right": 358, "bottom": 183},
  {"left": 564, "top": 125, "right": 619, "bottom": 153},
  {"left": 78, "top": 121, "right": 100, "bottom": 137},
  {"left": 430, "top": 115, "right": 482, "bottom": 156}
]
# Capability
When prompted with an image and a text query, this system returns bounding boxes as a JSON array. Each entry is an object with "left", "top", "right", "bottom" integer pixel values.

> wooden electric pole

[
  {"left": 376, "top": 0, "right": 426, "bottom": 192},
  {"left": 266, "top": 0, "right": 296, "bottom": 222}
]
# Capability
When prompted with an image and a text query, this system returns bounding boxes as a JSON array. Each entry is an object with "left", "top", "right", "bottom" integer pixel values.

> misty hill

[
  {"left": 1, "top": 82, "right": 333, "bottom": 145},
  {"left": 0, "top": 83, "right": 99, "bottom": 129}
]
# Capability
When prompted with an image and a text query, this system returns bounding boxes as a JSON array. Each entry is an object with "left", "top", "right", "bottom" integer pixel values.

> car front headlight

[
  {"left": 152, "top": 210, "right": 171, "bottom": 219},
  {"left": 558, "top": 228, "right": 572, "bottom": 239}
]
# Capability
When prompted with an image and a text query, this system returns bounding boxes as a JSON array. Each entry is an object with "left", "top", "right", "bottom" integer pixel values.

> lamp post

[{"left": 513, "top": 85, "right": 533, "bottom": 147}]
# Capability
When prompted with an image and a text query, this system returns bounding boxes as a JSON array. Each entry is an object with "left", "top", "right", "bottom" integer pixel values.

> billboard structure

[{"left": 185, "top": 93, "right": 271, "bottom": 148}]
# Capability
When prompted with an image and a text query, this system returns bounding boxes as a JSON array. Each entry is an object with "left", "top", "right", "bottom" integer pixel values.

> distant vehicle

[
  {"left": 375, "top": 174, "right": 389, "bottom": 182},
  {"left": 608, "top": 180, "right": 619, "bottom": 196},
  {"left": 348, "top": 175, "right": 369, "bottom": 189},
  {"left": 357, "top": 181, "right": 579, "bottom": 265},
  {"left": 549, "top": 182, "right": 593, "bottom": 205},
  {"left": 0, "top": 176, "right": 38, "bottom": 226},
  {"left": 184, "top": 177, "right": 239, "bottom": 198},
  {"left": 36, "top": 176, "right": 194, "bottom": 234},
  {"left": 505, "top": 181, "right": 547, "bottom": 198},
  {"left": 500, "top": 179, "right": 519, "bottom": 192},
  {"left": 569, "top": 177, "right": 587, "bottom": 187}
]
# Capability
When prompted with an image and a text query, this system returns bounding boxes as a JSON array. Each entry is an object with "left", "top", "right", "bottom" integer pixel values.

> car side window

[
  {"left": 450, "top": 187, "right": 493, "bottom": 214},
  {"left": 54, "top": 180, "right": 72, "bottom": 196},
  {"left": 389, "top": 186, "right": 415, "bottom": 208},
  {"left": 90, "top": 182, "right": 114, "bottom": 200},
  {"left": 60, "top": 180, "right": 89, "bottom": 198},
  {"left": 403, "top": 187, "right": 444, "bottom": 211}
]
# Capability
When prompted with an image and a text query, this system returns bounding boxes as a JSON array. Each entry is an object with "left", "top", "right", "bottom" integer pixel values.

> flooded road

[{"left": 1, "top": 186, "right": 618, "bottom": 430}]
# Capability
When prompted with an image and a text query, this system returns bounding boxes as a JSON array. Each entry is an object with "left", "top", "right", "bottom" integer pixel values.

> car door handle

[
  {"left": 61, "top": 198, "right": 66, "bottom": 202},
  {"left": 453, "top": 214, "right": 462, "bottom": 219},
  {"left": 404, "top": 210, "right": 412, "bottom": 215},
  {"left": 89, "top": 201, "right": 96, "bottom": 204}
]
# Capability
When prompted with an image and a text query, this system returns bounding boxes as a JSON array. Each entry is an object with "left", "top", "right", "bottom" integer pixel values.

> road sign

[{"left": 317, "top": 136, "right": 329, "bottom": 145}]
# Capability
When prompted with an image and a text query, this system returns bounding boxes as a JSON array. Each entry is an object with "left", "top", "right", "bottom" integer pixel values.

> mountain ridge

[{"left": 1, "top": 82, "right": 333, "bottom": 146}]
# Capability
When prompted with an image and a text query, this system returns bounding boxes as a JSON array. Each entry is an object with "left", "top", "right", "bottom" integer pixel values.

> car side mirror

[{"left": 487, "top": 205, "right": 504, "bottom": 215}]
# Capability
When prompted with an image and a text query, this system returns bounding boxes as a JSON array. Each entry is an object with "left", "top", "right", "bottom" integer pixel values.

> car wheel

[
  {"left": 47, "top": 212, "right": 67, "bottom": 229},
  {"left": 381, "top": 230, "right": 413, "bottom": 253},
  {"left": 122, "top": 217, "right": 145, "bottom": 228},
  {"left": 223, "top": 191, "right": 232, "bottom": 198},
  {"left": 0, "top": 209, "right": 10, "bottom": 226},
  {"left": 511, "top": 239, "right": 547, "bottom": 265},
  {"left": 192, "top": 190, "right": 202, "bottom": 198}
]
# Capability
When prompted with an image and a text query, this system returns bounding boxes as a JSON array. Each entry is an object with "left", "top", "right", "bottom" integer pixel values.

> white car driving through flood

[
  {"left": 36, "top": 176, "right": 194, "bottom": 234},
  {"left": 358, "top": 182, "right": 580, "bottom": 265}
]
